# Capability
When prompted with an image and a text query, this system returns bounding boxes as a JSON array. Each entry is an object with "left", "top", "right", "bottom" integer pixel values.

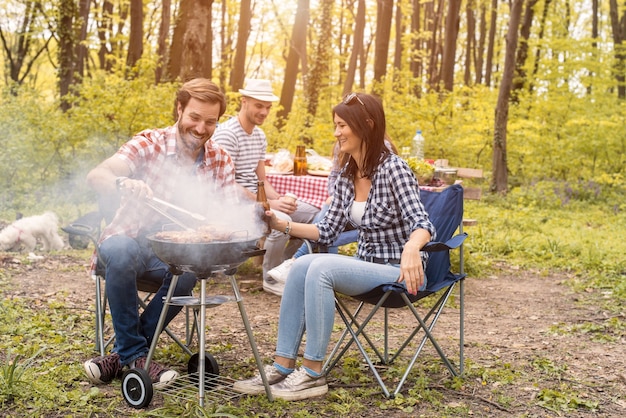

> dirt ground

[{"left": 2, "top": 252, "right": 625, "bottom": 417}]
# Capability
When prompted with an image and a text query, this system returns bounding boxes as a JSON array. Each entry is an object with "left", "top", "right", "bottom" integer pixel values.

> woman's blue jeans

[
  {"left": 275, "top": 253, "right": 427, "bottom": 362},
  {"left": 99, "top": 235, "right": 196, "bottom": 366}
]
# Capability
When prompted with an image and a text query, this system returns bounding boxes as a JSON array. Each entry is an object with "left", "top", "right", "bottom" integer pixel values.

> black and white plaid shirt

[{"left": 316, "top": 153, "right": 436, "bottom": 262}]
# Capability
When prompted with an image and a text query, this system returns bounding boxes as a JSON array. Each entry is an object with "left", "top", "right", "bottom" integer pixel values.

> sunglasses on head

[{"left": 343, "top": 93, "right": 372, "bottom": 119}]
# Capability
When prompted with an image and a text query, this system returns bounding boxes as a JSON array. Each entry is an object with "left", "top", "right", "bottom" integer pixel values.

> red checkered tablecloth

[{"left": 266, "top": 174, "right": 330, "bottom": 209}]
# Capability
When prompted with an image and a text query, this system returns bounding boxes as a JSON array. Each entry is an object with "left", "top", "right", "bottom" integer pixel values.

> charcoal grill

[{"left": 120, "top": 234, "right": 273, "bottom": 408}]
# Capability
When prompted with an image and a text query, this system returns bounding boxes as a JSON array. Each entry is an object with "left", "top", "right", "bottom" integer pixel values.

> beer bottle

[
  {"left": 294, "top": 145, "right": 308, "bottom": 176},
  {"left": 256, "top": 181, "right": 271, "bottom": 234}
]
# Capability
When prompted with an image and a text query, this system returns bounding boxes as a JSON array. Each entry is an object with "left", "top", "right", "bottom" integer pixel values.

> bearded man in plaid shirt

[{"left": 83, "top": 78, "right": 237, "bottom": 388}]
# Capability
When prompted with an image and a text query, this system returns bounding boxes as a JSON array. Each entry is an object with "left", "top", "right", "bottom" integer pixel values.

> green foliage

[
  {"left": 536, "top": 387, "right": 599, "bottom": 414},
  {"left": 0, "top": 70, "right": 178, "bottom": 220},
  {"left": 0, "top": 347, "right": 43, "bottom": 405},
  {"left": 531, "top": 357, "right": 568, "bottom": 379},
  {"left": 549, "top": 317, "right": 625, "bottom": 343}
]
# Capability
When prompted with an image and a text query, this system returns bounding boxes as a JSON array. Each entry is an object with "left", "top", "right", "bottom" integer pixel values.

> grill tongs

[{"left": 144, "top": 197, "right": 206, "bottom": 231}]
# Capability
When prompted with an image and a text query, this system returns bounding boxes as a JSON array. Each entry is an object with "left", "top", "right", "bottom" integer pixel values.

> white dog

[{"left": 0, "top": 211, "right": 65, "bottom": 252}]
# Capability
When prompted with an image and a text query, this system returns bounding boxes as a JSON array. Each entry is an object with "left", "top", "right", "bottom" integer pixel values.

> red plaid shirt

[{"left": 89, "top": 125, "right": 236, "bottom": 275}]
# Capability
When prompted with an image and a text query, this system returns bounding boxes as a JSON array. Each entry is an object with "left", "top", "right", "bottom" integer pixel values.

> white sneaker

[
  {"left": 270, "top": 367, "right": 328, "bottom": 401},
  {"left": 263, "top": 277, "right": 285, "bottom": 296},
  {"left": 232, "top": 364, "right": 288, "bottom": 395},
  {"left": 268, "top": 258, "right": 294, "bottom": 284}
]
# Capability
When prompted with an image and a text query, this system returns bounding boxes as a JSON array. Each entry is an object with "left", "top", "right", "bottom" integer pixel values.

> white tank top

[{"left": 350, "top": 201, "right": 366, "bottom": 226}]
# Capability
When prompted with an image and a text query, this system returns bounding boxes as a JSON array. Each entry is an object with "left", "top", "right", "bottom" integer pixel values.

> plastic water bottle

[{"left": 411, "top": 129, "right": 425, "bottom": 160}]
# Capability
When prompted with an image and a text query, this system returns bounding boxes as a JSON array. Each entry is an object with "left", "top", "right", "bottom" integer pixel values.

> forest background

[{"left": 0, "top": 0, "right": 625, "bottom": 416}]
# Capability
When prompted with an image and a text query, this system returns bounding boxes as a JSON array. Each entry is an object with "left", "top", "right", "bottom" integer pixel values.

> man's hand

[{"left": 118, "top": 178, "right": 153, "bottom": 200}]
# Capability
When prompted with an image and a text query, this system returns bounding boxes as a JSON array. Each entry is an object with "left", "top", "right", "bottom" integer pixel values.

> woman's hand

[
  {"left": 269, "top": 197, "right": 297, "bottom": 214},
  {"left": 398, "top": 229, "right": 431, "bottom": 295},
  {"left": 398, "top": 244, "right": 424, "bottom": 295},
  {"left": 265, "top": 210, "right": 282, "bottom": 231}
]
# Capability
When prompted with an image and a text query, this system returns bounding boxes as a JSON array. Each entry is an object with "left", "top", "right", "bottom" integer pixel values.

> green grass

[{"left": 0, "top": 182, "right": 625, "bottom": 416}]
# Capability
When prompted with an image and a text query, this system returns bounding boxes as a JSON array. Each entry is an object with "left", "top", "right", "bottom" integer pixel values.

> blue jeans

[
  {"left": 99, "top": 235, "right": 197, "bottom": 366},
  {"left": 275, "top": 253, "right": 427, "bottom": 362}
]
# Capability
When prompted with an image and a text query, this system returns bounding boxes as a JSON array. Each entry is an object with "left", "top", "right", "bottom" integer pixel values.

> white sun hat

[{"left": 239, "top": 79, "right": 279, "bottom": 102}]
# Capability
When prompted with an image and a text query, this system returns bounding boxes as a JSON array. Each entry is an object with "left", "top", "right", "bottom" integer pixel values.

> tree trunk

[
  {"left": 484, "top": 0, "right": 498, "bottom": 87},
  {"left": 373, "top": 0, "right": 393, "bottom": 94},
  {"left": 58, "top": 0, "right": 76, "bottom": 108},
  {"left": 276, "top": 0, "right": 309, "bottom": 127},
  {"left": 410, "top": 0, "right": 422, "bottom": 92},
  {"left": 219, "top": 1, "right": 229, "bottom": 89},
  {"left": 230, "top": 0, "right": 251, "bottom": 91},
  {"left": 441, "top": 0, "right": 462, "bottom": 91},
  {"left": 343, "top": 0, "right": 366, "bottom": 95},
  {"left": 75, "top": 0, "right": 90, "bottom": 79},
  {"left": 511, "top": 0, "right": 538, "bottom": 103},
  {"left": 114, "top": 2, "right": 129, "bottom": 64},
  {"left": 97, "top": 1, "right": 114, "bottom": 71},
  {"left": 155, "top": 0, "right": 172, "bottom": 83},
  {"left": 428, "top": 0, "right": 445, "bottom": 89},
  {"left": 168, "top": 0, "right": 191, "bottom": 81},
  {"left": 475, "top": 3, "right": 487, "bottom": 84},
  {"left": 179, "top": 0, "right": 213, "bottom": 81},
  {"left": 588, "top": 0, "right": 598, "bottom": 94},
  {"left": 464, "top": 0, "right": 476, "bottom": 86},
  {"left": 492, "top": 0, "right": 524, "bottom": 195},
  {"left": 126, "top": 0, "right": 143, "bottom": 69},
  {"left": 305, "top": 0, "right": 333, "bottom": 119},
  {"left": 58, "top": 0, "right": 90, "bottom": 110},
  {"left": 529, "top": 0, "right": 552, "bottom": 94},
  {"left": 609, "top": 0, "right": 626, "bottom": 99},
  {"left": 393, "top": 2, "right": 403, "bottom": 73}
]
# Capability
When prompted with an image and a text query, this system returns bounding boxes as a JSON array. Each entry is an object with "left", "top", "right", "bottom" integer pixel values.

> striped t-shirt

[{"left": 212, "top": 116, "right": 266, "bottom": 193}]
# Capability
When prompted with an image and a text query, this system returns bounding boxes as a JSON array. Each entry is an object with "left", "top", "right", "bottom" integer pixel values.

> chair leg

[
  {"left": 326, "top": 284, "right": 464, "bottom": 398},
  {"left": 94, "top": 276, "right": 106, "bottom": 356},
  {"left": 330, "top": 298, "right": 392, "bottom": 399},
  {"left": 323, "top": 293, "right": 393, "bottom": 374},
  {"left": 459, "top": 278, "right": 465, "bottom": 375}
]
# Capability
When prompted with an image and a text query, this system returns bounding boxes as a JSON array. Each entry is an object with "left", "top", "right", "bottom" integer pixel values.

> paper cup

[{"left": 284, "top": 192, "right": 297, "bottom": 204}]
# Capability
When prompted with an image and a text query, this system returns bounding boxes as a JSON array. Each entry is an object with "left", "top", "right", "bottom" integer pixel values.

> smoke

[{"left": 151, "top": 171, "right": 266, "bottom": 241}]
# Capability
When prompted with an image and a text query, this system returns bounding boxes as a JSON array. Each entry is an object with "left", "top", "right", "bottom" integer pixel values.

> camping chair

[
  {"left": 321, "top": 184, "right": 467, "bottom": 398},
  {"left": 62, "top": 196, "right": 198, "bottom": 356}
]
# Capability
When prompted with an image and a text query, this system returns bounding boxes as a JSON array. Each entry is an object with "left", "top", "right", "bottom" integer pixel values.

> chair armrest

[
  {"left": 421, "top": 232, "right": 467, "bottom": 253},
  {"left": 62, "top": 222, "right": 98, "bottom": 237}
]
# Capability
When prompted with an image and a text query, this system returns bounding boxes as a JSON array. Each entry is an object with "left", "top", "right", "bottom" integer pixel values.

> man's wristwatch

[{"left": 115, "top": 177, "right": 128, "bottom": 191}]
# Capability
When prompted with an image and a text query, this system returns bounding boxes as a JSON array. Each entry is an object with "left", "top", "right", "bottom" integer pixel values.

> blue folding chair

[{"left": 322, "top": 184, "right": 467, "bottom": 398}]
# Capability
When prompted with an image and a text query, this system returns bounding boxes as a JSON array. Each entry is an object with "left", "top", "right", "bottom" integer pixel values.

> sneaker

[
  {"left": 268, "top": 258, "right": 295, "bottom": 284},
  {"left": 84, "top": 353, "right": 122, "bottom": 384},
  {"left": 232, "top": 364, "right": 288, "bottom": 395},
  {"left": 132, "top": 356, "right": 179, "bottom": 388},
  {"left": 263, "top": 276, "right": 285, "bottom": 296},
  {"left": 270, "top": 367, "right": 328, "bottom": 401}
]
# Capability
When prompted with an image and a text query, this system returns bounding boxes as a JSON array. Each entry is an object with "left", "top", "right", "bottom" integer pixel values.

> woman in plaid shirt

[
  {"left": 83, "top": 78, "right": 237, "bottom": 389},
  {"left": 234, "top": 93, "right": 436, "bottom": 400}
]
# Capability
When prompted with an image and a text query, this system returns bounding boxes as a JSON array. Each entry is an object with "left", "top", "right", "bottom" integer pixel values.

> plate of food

[
  {"left": 266, "top": 168, "right": 293, "bottom": 175},
  {"left": 307, "top": 169, "right": 331, "bottom": 177}
]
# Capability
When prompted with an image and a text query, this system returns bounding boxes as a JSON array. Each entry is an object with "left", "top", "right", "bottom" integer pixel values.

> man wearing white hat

[{"left": 213, "top": 79, "right": 319, "bottom": 296}]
